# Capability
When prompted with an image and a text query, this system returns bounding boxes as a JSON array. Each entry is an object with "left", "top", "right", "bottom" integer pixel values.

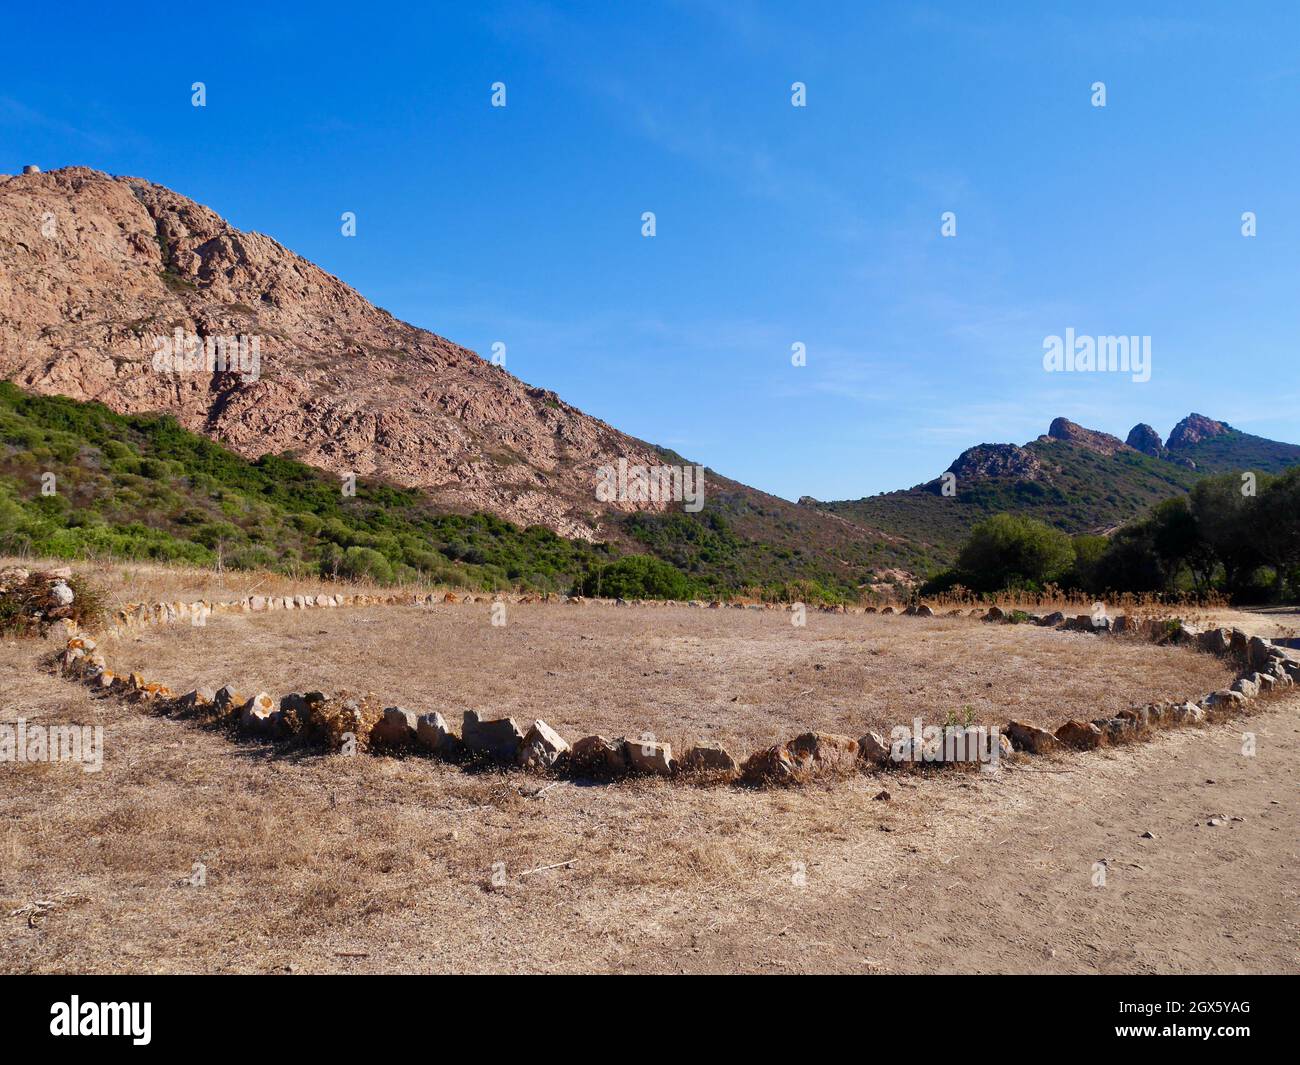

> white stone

[{"left": 518, "top": 719, "right": 571, "bottom": 768}]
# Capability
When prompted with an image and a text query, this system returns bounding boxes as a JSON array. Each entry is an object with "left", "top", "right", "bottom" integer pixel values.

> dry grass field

[
  {"left": 5, "top": 557, "right": 443, "bottom": 614},
  {"left": 98, "top": 602, "right": 1239, "bottom": 752},
  {"left": 2, "top": 558, "right": 1297, "bottom": 974}
]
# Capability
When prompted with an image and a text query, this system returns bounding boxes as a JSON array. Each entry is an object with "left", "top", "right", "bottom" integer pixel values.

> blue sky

[{"left": 4, "top": 1, "right": 1298, "bottom": 500}]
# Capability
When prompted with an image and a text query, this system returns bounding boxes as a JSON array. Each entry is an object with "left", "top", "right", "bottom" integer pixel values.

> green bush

[
  {"left": 952, "top": 514, "right": 1075, "bottom": 592},
  {"left": 336, "top": 546, "right": 394, "bottom": 583},
  {"left": 578, "top": 554, "right": 701, "bottom": 600}
]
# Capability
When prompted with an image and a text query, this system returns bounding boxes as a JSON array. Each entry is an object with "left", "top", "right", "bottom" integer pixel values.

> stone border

[{"left": 48, "top": 591, "right": 1300, "bottom": 787}]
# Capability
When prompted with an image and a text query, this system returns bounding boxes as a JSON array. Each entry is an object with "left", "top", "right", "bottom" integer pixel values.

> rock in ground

[
  {"left": 786, "top": 732, "right": 859, "bottom": 775},
  {"left": 1006, "top": 720, "right": 1061, "bottom": 754},
  {"left": 370, "top": 706, "right": 419, "bottom": 748},
  {"left": 624, "top": 737, "right": 676, "bottom": 775},
  {"left": 570, "top": 735, "right": 629, "bottom": 776},
  {"left": 462, "top": 710, "right": 525, "bottom": 761},
  {"left": 857, "top": 730, "right": 891, "bottom": 766},
  {"left": 518, "top": 719, "right": 571, "bottom": 769},
  {"left": 681, "top": 740, "right": 738, "bottom": 774},
  {"left": 1055, "top": 720, "right": 1106, "bottom": 750},
  {"left": 417, "top": 711, "right": 463, "bottom": 757},
  {"left": 740, "top": 744, "right": 798, "bottom": 785}
]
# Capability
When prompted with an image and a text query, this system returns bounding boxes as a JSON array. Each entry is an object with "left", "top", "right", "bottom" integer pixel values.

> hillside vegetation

[
  {"left": 926, "top": 470, "right": 1300, "bottom": 603},
  {"left": 820, "top": 431, "right": 1299, "bottom": 566},
  {"left": 0, "top": 384, "right": 899, "bottom": 601},
  {"left": 0, "top": 382, "right": 608, "bottom": 593},
  {"left": 6, "top": 383, "right": 1297, "bottom": 602},
  {"left": 1173, "top": 429, "right": 1300, "bottom": 474}
]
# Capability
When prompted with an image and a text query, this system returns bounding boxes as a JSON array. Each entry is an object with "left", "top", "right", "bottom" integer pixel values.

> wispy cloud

[{"left": 0, "top": 96, "right": 120, "bottom": 151}]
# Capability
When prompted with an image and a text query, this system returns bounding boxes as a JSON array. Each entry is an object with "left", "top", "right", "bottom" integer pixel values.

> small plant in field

[
  {"left": 943, "top": 705, "right": 977, "bottom": 729},
  {"left": 159, "top": 267, "right": 196, "bottom": 292}
]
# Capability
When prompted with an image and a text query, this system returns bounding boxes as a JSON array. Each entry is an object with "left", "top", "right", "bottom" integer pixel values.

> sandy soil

[
  {"left": 678, "top": 705, "right": 1300, "bottom": 974},
  {"left": 96, "top": 603, "right": 1236, "bottom": 753},
  {"left": 2, "top": 611, "right": 1295, "bottom": 974}
]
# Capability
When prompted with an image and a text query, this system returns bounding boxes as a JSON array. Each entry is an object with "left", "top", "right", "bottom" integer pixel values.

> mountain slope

[
  {"left": 819, "top": 414, "right": 1300, "bottom": 566},
  {"left": 7, "top": 168, "right": 1292, "bottom": 590},
  {"left": 0, "top": 380, "right": 610, "bottom": 590},
  {"left": 0, "top": 166, "right": 664, "bottom": 540},
  {"left": 0, "top": 381, "right": 931, "bottom": 599},
  {"left": 0, "top": 166, "right": 914, "bottom": 593},
  {"left": 1163, "top": 414, "right": 1300, "bottom": 474}
]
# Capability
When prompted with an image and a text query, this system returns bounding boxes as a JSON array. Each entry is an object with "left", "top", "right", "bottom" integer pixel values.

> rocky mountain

[
  {"left": 818, "top": 414, "right": 1300, "bottom": 565},
  {"left": 1042, "top": 416, "right": 1129, "bottom": 456},
  {"left": 0, "top": 167, "right": 673, "bottom": 540},
  {"left": 5, "top": 167, "right": 1296, "bottom": 590},
  {"left": 1161, "top": 413, "right": 1300, "bottom": 474},
  {"left": 0, "top": 166, "right": 914, "bottom": 595},
  {"left": 1167, "top": 413, "right": 1229, "bottom": 449},
  {"left": 1040, "top": 413, "right": 1295, "bottom": 474},
  {"left": 1125, "top": 423, "right": 1165, "bottom": 458},
  {"left": 947, "top": 443, "right": 1042, "bottom": 482}
]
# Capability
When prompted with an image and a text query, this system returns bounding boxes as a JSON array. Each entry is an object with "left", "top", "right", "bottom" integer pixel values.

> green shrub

[
  {"left": 952, "top": 514, "right": 1075, "bottom": 592},
  {"left": 578, "top": 554, "right": 700, "bottom": 600},
  {"left": 0, "top": 381, "right": 892, "bottom": 600},
  {"left": 336, "top": 546, "right": 394, "bottom": 583}
]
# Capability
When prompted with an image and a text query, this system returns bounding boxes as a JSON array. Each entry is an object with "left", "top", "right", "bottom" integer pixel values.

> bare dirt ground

[
  {"left": 98, "top": 604, "right": 1235, "bottom": 752},
  {"left": 1, "top": 558, "right": 1294, "bottom": 973},
  {"left": 1, "top": 628, "right": 1295, "bottom": 974}
]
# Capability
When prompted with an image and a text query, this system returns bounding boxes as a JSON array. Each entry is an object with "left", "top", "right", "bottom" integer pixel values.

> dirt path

[{"left": 656, "top": 697, "right": 1300, "bottom": 974}]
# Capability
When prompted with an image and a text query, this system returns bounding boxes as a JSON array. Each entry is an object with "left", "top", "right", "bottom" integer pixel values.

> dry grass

[
  {"left": 5, "top": 559, "right": 1294, "bottom": 972},
  {"left": 2, "top": 633, "right": 1295, "bottom": 974},
  {"left": 1190, "top": 605, "right": 1300, "bottom": 642},
  {"left": 2, "top": 558, "right": 1295, "bottom": 974},
  {"left": 0, "top": 634, "right": 955, "bottom": 972},
  {"left": 923, "top": 585, "right": 1232, "bottom": 615},
  {"left": 97, "top": 602, "right": 1236, "bottom": 754},
  {"left": 0, "top": 554, "right": 464, "bottom": 622}
]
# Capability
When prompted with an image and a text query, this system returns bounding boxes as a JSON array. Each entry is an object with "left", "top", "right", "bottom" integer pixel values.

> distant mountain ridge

[
  {"left": 817, "top": 414, "right": 1300, "bottom": 566},
  {"left": 1045, "top": 412, "right": 1295, "bottom": 472}
]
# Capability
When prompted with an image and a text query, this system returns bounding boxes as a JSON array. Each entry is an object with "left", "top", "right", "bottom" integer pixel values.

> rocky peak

[
  {"left": 1042, "top": 417, "right": 1131, "bottom": 456},
  {"left": 0, "top": 166, "right": 677, "bottom": 539},
  {"left": 1167, "top": 413, "right": 1231, "bottom": 449},
  {"left": 1125, "top": 423, "right": 1165, "bottom": 457},
  {"left": 946, "top": 443, "right": 1042, "bottom": 483}
]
